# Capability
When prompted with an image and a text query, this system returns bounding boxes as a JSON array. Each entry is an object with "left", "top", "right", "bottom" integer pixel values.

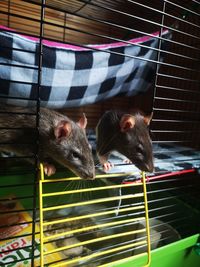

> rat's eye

[{"left": 72, "top": 151, "right": 81, "bottom": 160}]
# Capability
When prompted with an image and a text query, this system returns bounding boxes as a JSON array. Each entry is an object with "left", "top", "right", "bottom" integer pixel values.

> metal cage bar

[{"left": 39, "top": 164, "right": 151, "bottom": 267}]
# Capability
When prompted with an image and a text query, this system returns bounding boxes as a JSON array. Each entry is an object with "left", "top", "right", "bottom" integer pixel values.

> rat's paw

[
  {"left": 43, "top": 163, "right": 56, "bottom": 176},
  {"left": 123, "top": 159, "right": 132, "bottom": 164},
  {"left": 103, "top": 162, "right": 114, "bottom": 172}
]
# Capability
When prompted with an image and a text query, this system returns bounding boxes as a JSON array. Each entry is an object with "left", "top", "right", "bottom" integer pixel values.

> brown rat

[
  {"left": 96, "top": 110, "right": 154, "bottom": 173},
  {"left": 0, "top": 105, "right": 95, "bottom": 179}
]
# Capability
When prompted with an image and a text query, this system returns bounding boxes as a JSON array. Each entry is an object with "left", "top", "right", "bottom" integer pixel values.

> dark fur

[
  {"left": 96, "top": 110, "right": 154, "bottom": 172},
  {"left": 0, "top": 105, "right": 95, "bottom": 179}
]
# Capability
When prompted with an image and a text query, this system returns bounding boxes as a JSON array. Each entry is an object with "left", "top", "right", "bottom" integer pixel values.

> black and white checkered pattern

[{"left": 0, "top": 28, "right": 171, "bottom": 108}]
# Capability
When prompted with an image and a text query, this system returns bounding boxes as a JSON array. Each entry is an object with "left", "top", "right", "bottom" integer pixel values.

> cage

[{"left": 0, "top": 0, "right": 200, "bottom": 267}]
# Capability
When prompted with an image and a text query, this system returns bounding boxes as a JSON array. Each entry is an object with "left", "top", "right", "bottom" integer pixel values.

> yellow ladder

[{"left": 39, "top": 164, "right": 151, "bottom": 267}]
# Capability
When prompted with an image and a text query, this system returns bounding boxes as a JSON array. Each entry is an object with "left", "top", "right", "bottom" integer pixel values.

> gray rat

[
  {"left": 0, "top": 105, "right": 95, "bottom": 179},
  {"left": 96, "top": 110, "right": 154, "bottom": 173}
]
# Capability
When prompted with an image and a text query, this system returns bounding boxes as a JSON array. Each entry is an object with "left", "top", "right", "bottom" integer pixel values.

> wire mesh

[
  {"left": 0, "top": 0, "right": 200, "bottom": 266},
  {"left": 39, "top": 164, "right": 151, "bottom": 267}
]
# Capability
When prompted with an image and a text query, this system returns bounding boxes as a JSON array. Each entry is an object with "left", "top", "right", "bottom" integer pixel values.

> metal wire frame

[
  {"left": 4, "top": 11, "right": 198, "bottom": 47},
  {"left": 0, "top": 171, "right": 199, "bottom": 265},
  {"left": 47, "top": 0, "right": 200, "bottom": 35},
  {"left": 1, "top": 2, "right": 199, "bottom": 120},
  {"left": 0, "top": 0, "right": 44, "bottom": 253},
  {"left": 0, "top": 189, "right": 198, "bottom": 241},
  {"left": 25, "top": 0, "right": 200, "bottom": 40},
  {"left": 37, "top": 168, "right": 199, "bottom": 266},
  {"left": 39, "top": 164, "right": 151, "bottom": 267},
  {"left": 0, "top": 28, "right": 198, "bottom": 76},
  {"left": 151, "top": 1, "right": 200, "bottom": 149},
  {"left": 0, "top": 2, "right": 199, "bottom": 86},
  {"left": 0, "top": 191, "right": 198, "bottom": 237},
  {"left": 0, "top": 0, "right": 200, "bottom": 266},
  {"left": 2, "top": 1, "right": 200, "bottom": 53},
  {"left": 28, "top": 0, "right": 45, "bottom": 265},
  {"left": 75, "top": 0, "right": 200, "bottom": 43}
]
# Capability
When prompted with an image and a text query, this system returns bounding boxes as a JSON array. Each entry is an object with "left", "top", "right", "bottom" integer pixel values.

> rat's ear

[
  {"left": 54, "top": 121, "right": 72, "bottom": 139},
  {"left": 77, "top": 113, "right": 87, "bottom": 129},
  {"left": 120, "top": 114, "right": 135, "bottom": 132},
  {"left": 143, "top": 112, "right": 153, "bottom": 126}
]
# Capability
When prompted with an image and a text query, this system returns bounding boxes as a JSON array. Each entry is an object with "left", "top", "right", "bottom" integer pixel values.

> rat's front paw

[
  {"left": 103, "top": 161, "right": 114, "bottom": 172},
  {"left": 43, "top": 162, "right": 56, "bottom": 176},
  {"left": 123, "top": 159, "right": 132, "bottom": 164},
  {"left": 98, "top": 154, "right": 114, "bottom": 172}
]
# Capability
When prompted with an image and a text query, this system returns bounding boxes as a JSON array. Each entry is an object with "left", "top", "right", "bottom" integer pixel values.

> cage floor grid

[{"left": 39, "top": 164, "right": 151, "bottom": 267}]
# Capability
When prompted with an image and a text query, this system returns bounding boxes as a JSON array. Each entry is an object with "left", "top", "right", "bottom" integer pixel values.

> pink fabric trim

[{"left": 0, "top": 25, "right": 168, "bottom": 51}]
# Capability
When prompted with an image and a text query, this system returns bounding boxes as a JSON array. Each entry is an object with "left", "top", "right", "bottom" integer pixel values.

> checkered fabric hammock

[{"left": 0, "top": 26, "right": 171, "bottom": 108}]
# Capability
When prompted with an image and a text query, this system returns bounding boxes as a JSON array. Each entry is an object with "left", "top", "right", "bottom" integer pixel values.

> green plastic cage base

[
  {"left": 0, "top": 172, "right": 200, "bottom": 267},
  {"left": 114, "top": 234, "right": 200, "bottom": 267}
]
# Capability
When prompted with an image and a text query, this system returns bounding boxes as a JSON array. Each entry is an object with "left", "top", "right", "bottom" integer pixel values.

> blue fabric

[{"left": 0, "top": 28, "right": 171, "bottom": 108}]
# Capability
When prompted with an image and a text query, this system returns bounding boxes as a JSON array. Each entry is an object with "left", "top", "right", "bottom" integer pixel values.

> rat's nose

[
  {"left": 81, "top": 170, "right": 95, "bottom": 180},
  {"left": 144, "top": 162, "right": 154, "bottom": 173}
]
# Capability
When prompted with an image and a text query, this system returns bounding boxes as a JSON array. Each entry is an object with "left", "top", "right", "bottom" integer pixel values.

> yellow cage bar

[{"left": 39, "top": 164, "right": 151, "bottom": 267}]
